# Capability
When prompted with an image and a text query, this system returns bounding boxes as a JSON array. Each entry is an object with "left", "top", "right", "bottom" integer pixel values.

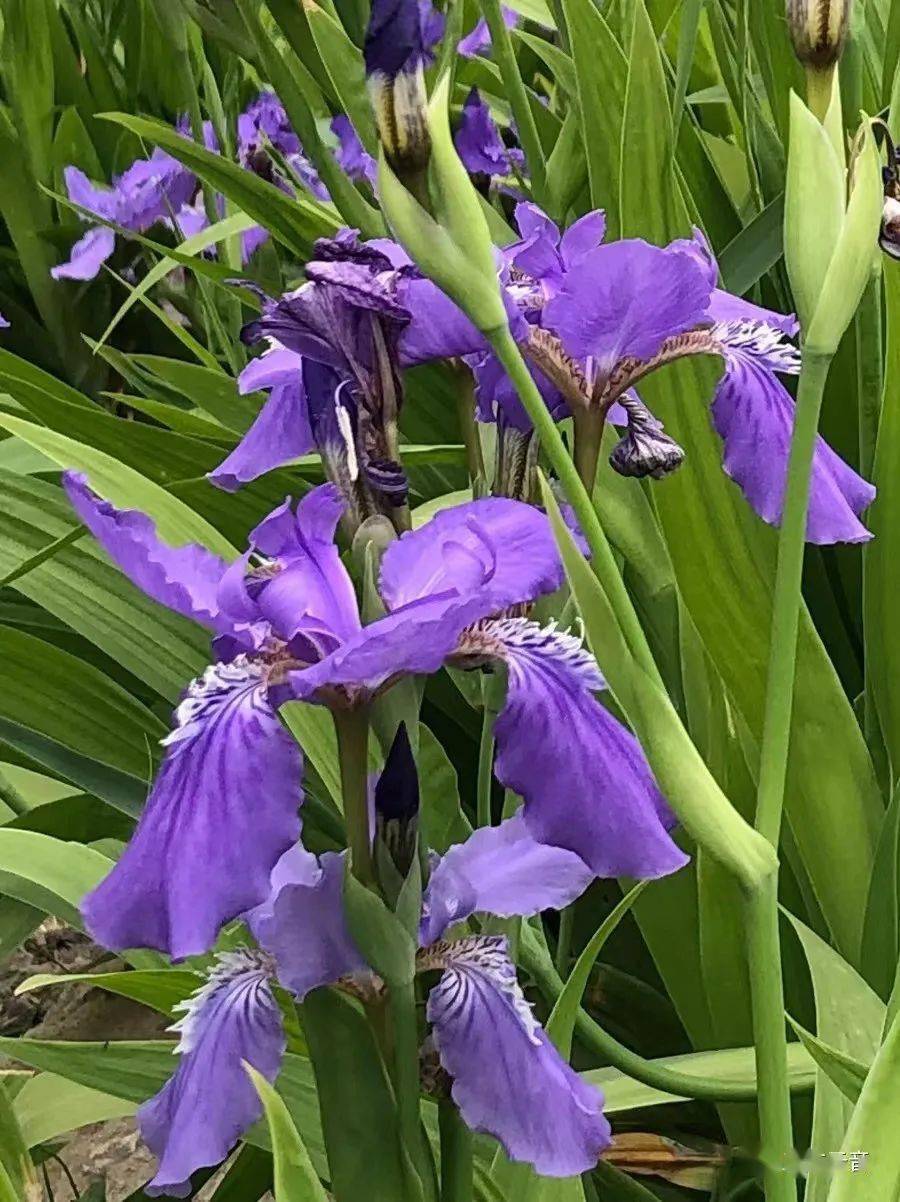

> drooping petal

[
  {"left": 238, "top": 343, "right": 304, "bottom": 394},
  {"left": 331, "top": 115, "right": 377, "bottom": 185},
  {"left": 543, "top": 240, "right": 712, "bottom": 376},
  {"left": 425, "top": 936, "right": 610, "bottom": 1176},
  {"left": 379, "top": 496, "right": 566, "bottom": 611},
  {"left": 208, "top": 381, "right": 314, "bottom": 492},
  {"left": 63, "top": 472, "right": 230, "bottom": 630},
  {"left": 249, "top": 850, "right": 366, "bottom": 998},
  {"left": 471, "top": 618, "right": 689, "bottom": 879},
  {"left": 455, "top": 88, "right": 522, "bottom": 178},
  {"left": 711, "top": 346, "right": 874, "bottom": 545},
  {"left": 140, "top": 950, "right": 285, "bottom": 1197},
  {"left": 51, "top": 225, "right": 116, "bottom": 281},
  {"left": 81, "top": 658, "right": 303, "bottom": 959},
  {"left": 247, "top": 484, "right": 361, "bottom": 644},
  {"left": 420, "top": 813, "right": 593, "bottom": 944}
]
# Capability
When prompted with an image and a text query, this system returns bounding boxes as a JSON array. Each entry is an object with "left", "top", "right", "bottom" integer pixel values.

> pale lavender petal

[
  {"left": 559, "top": 210, "right": 607, "bottom": 266},
  {"left": 482, "top": 618, "right": 689, "bottom": 878},
  {"left": 709, "top": 289, "right": 798, "bottom": 336},
  {"left": 379, "top": 496, "right": 565, "bottom": 610},
  {"left": 140, "top": 950, "right": 285, "bottom": 1197},
  {"left": 420, "top": 813, "right": 593, "bottom": 943},
  {"left": 239, "top": 344, "right": 304, "bottom": 393},
  {"left": 458, "top": 6, "right": 519, "bottom": 57},
  {"left": 711, "top": 352, "right": 874, "bottom": 544},
  {"left": 242, "top": 224, "right": 270, "bottom": 262},
  {"left": 426, "top": 936, "right": 610, "bottom": 1175},
  {"left": 171, "top": 201, "right": 209, "bottom": 241},
  {"left": 51, "top": 225, "right": 116, "bottom": 281},
  {"left": 543, "top": 240, "right": 712, "bottom": 375},
  {"left": 397, "top": 276, "right": 487, "bottom": 364},
  {"left": 0, "top": 313, "right": 9, "bottom": 329},
  {"left": 250, "top": 850, "right": 366, "bottom": 998},
  {"left": 62, "top": 166, "right": 118, "bottom": 221},
  {"left": 81, "top": 658, "right": 303, "bottom": 959},
  {"left": 63, "top": 471, "right": 230, "bottom": 630},
  {"left": 208, "top": 381, "right": 314, "bottom": 492}
]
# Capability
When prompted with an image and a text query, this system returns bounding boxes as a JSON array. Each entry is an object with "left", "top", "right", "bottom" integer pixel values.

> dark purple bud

[
  {"left": 374, "top": 724, "right": 420, "bottom": 878},
  {"left": 364, "top": 0, "right": 426, "bottom": 79},
  {"left": 609, "top": 396, "right": 685, "bottom": 480}
]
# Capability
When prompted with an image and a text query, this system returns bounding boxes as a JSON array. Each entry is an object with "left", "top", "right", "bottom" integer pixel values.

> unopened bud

[
  {"left": 609, "top": 396, "right": 685, "bottom": 480},
  {"left": 879, "top": 127, "right": 900, "bottom": 259},
  {"left": 786, "top": 0, "right": 851, "bottom": 70},
  {"left": 365, "top": 0, "right": 432, "bottom": 176}
]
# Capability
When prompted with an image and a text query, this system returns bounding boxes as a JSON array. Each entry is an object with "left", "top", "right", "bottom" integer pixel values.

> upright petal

[
  {"left": 458, "top": 6, "right": 519, "bottom": 57},
  {"left": 454, "top": 89, "right": 519, "bottom": 177},
  {"left": 81, "top": 657, "right": 303, "bottom": 959},
  {"left": 466, "top": 618, "right": 688, "bottom": 878},
  {"left": 425, "top": 936, "right": 610, "bottom": 1176},
  {"left": 63, "top": 472, "right": 230, "bottom": 630},
  {"left": 140, "top": 950, "right": 285, "bottom": 1197},
  {"left": 379, "top": 496, "right": 565, "bottom": 610},
  {"left": 51, "top": 226, "right": 116, "bottom": 281},
  {"left": 543, "top": 240, "right": 711, "bottom": 375},
  {"left": 421, "top": 813, "right": 593, "bottom": 943},
  {"left": 711, "top": 348, "right": 874, "bottom": 544},
  {"left": 250, "top": 850, "right": 366, "bottom": 998},
  {"left": 208, "top": 381, "right": 314, "bottom": 492},
  {"left": 62, "top": 165, "right": 118, "bottom": 221}
]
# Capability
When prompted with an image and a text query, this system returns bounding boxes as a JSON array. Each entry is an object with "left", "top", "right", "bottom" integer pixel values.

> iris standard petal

[
  {"left": 250, "top": 850, "right": 366, "bottom": 998},
  {"left": 475, "top": 617, "right": 689, "bottom": 878},
  {"left": 63, "top": 471, "right": 230, "bottom": 630},
  {"left": 81, "top": 657, "right": 303, "bottom": 959},
  {"left": 543, "top": 239, "right": 712, "bottom": 375},
  {"left": 425, "top": 936, "right": 610, "bottom": 1176},
  {"left": 420, "top": 813, "right": 594, "bottom": 943},
  {"left": 379, "top": 496, "right": 566, "bottom": 610},
  {"left": 140, "top": 950, "right": 285, "bottom": 1197}
]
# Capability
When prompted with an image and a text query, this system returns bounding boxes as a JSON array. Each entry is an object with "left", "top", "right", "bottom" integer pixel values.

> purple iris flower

[
  {"left": 454, "top": 88, "right": 525, "bottom": 179},
  {"left": 67, "top": 476, "right": 685, "bottom": 963},
  {"left": 331, "top": 115, "right": 377, "bottom": 186},
  {"left": 458, "top": 5, "right": 520, "bottom": 57},
  {"left": 136, "top": 733, "right": 613, "bottom": 1193}
]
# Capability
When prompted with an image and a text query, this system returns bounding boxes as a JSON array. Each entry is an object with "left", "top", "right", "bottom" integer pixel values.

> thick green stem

[
  {"left": 333, "top": 707, "right": 375, "bottom": 886},
  {"left": 855, "top": 273, "right": 883, "bottom": 481},
  {"left": 486, "top": 326, "right": 663, "bottom": 690},
  {"left": 389, "top": 981, "right": 435, "bottom": 1201},
  {"left": 573, "top": 408, "right": 604, "bottom": 492},
  {"left": 438, "top": 1102, "right": 473, "bottom": 1202},
  {"left": 747, "top": 352, "right": 832, "bottom": 1202},
  {"left": 0, "top": 770, "right": 27, "bottom": 818},
  {"left": 453, "top": 362, "right": 485, "bottom": 483},
  {"left": 476, "top": 700, "right": 496, "bottom": 828},
  {"left": 555, "top": 906, "right": 574, "bottom": 976}
]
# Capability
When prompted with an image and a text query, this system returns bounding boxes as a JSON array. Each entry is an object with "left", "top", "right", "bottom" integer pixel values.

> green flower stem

[
  {"left": 486, "top": 326, "right": 663, "bottom": 690},
  {"left": 855, "top": 273, "right": 882, "bottom": 481},
  {"left": 333, "top": 707, "right": 375, "bottom": 886},
  {"left": 479, "top": 0, "right": 547, "bottom": 205},
  {"left": 0, "top": 769, "right": 27, "bottom": 818},
  {"left": 389, "top": 981, "right": 436, "bottom": 1202},
  {"left": 748, "top": 350, "right": 832, "bottom": 1202},
  {"left": 476, "top": 698, "right": 496, "bottom": 828},
  {"left": 438, "top": 1102, "right": 473, "bottom": 1202},
  {"left": 555, "top": 906, "right": 574, "bottom": 976},
  {"left": 573, "top": 408, "right": 605, "bottom": 492},
  {"left": 519, "top": 934, "right": 811, "bottom": 1104}
]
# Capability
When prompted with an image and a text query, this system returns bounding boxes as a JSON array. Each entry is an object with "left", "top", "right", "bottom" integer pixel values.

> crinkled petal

[
  {"left": 248, "top": 485, "right": 361, "bottom": 644},
  {"left": 249, "top": 850, "right": 366, "bottom": 998},
  {"left": 455, "top": 89, "right": 517, "bottom": 177},
  {"left": 420, "top": 813, "right": 593, "bottom": 943},
  {"left": 81, "top": 658, "right": 303, "bottom": 959},
  {"left": 711, "top": 355, "right": 874, "bottom": 545},
  {"left": 482, "top": 618, "right": 689, "bottom": 878},
  {"left": 63, "top": 471, "right": 230, "bottom": 630},
  {"left": 51, "top": 225, "right": 116, "bottom": 281},
  {"left": 543, "top": 240, "right": 711, "bottom": 373},
  {"left": 62, "top": 166, "right": 118, "bottom": 221},
  {"left": 426, "top": 936, "right": 610, "bottom": 1175},
  {"left": 208, "top": 381, "right": 314, "bottom": 492},
  {"left": 379, "top": 496, "right": 565, "bottom": 610},
  {"left": 140, "top": 950, "right": 285, "bottom": 1197}
]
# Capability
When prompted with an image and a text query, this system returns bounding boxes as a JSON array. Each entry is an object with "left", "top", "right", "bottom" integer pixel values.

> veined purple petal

[
  {"left": 426, "top": 936, "right": 610, "bottom": 1175},
  {"left": 250, "top": 850, "right": 366, "bottom": 998},
  {"left": 208, "top": 381, "right": 314, "bottom": 492},
  {"left": 559, "top": 210, "right": 607, "bottom": 267},
  {"left": 709, "top": 289, "right": 798, "bottom": 336},
  {"left": 81, "top": 658, "right": 303, "bottom": 959},
  {"left": 711, "top": 349, "right": 874, "bottom": 545},
  {"left": 51, "top": 226, "right": 116, "bottom": 281},
  {"left": 379, "top": 496, "right": 566, "bottom": 611},
  {"left": 543, "top": 239, "right": 712, "bottom": 376},
  {"left": 239, "top": 343, "right": 304, "bottom": 393},
  {"left": 420, "top": 813, "right": 593, "bottom": 944},
  {"left": 63, "top": 472, "right": 230, "bottom": 631},
  {"left": 140, "top": 950, "right": 285, "bottom": 1197},
  {"left": 480, "top": 618, "right": 689, "bottom": 878}
]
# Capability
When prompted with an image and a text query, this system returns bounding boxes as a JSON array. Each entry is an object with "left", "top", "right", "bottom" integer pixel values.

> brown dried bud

[{"left": 786, "top": 0, "right": 851, "bottom": 70}]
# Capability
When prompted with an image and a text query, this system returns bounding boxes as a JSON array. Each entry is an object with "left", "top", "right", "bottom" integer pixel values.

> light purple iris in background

[
  {"left": 458, "top": 4, "right": 520, "bottom": 57},
  {"left": 66, "top": 475, "right": 685, "bottom": 965},
  {"left": 137, "top": 729, "right": 612, "bottom": 1195},
  {"left": 454, "top": 87, "right": 525, "bottom": 180},
  {"left": 330, "top": 114, "right": 377, "bottom": 186}
]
